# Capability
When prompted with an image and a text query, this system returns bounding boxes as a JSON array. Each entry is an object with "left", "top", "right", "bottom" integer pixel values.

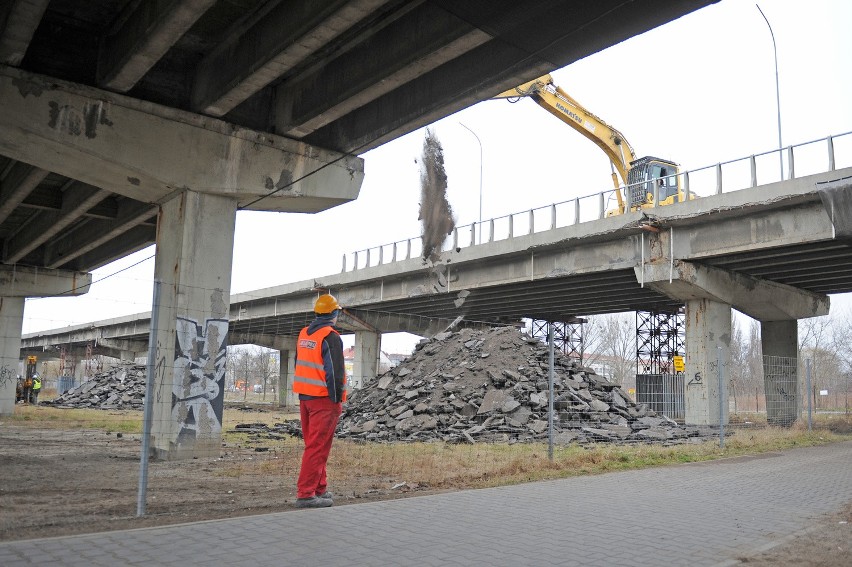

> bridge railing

[{"left": 342, "top": 131, "right": 852, "bottom": 272}]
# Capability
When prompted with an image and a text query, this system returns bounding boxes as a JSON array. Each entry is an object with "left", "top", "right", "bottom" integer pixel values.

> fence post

[
  {"left": 749, "top": 155, "right": 757, "bottom": 187},
  {"left": 548, "top": 322, "right": 554, "bottom": 461},
  {"left": 806, "top": 358, "right": 812, "bottom": 431},
  {"left": 715, "top": 163, "right": 723, "bottom": 195},
  {"left": 787, "top": 146, "right": 795, "bottom": 179},
  {"left": 718, "top": 346, "right": 724, "bottom": 448},
  {"left": 138, "top": 279, "right": 162, "bottom": 517},
  {"left": 828, "top": 135, "right": 836, "bottom": 171}
]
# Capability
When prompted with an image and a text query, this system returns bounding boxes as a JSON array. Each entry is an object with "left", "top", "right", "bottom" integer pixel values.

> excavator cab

[{"left": 626, "top": 157, "right": 683, "bottom": 210}]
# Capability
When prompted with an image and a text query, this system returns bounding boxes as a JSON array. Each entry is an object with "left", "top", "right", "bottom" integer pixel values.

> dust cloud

[{"left": 418, "top": 128, "right": 455, "bottom": 263}]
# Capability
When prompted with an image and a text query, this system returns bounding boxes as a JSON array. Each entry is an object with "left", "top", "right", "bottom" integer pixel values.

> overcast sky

[{"left": 22, "top": 0, "right": 852, "bottom": 354}]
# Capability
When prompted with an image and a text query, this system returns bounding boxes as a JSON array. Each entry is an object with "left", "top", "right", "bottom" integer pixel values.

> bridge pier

[
  {"left": 761, "top": 320, "right": 800, "bottom": 426},
  {"left": 637, "top": 259, "right": 828, "bottom": 427},
  {"left": 351, "top": 330, "right": 380, "bottom": 389},
  {"left": 0, "top": 297, "right": 25, "bottom": 415},
  {"left": 148, "top": 191, "right": 236, "bottom": 460},
  {"left": 0, "top": 267, "right": 92, "bottom": 415},
  {"left": 683, "top": 299, "right": 730, "bottom": 425},
  {"left": 279, "top": 346, "right": 296, "bottom": 408}
]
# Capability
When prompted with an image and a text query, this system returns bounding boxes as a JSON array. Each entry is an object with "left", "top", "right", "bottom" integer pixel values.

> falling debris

[{"left": 418, "top": 128, "right": 455, "bottom": 263}]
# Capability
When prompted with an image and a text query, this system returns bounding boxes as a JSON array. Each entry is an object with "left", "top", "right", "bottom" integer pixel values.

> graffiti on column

[
  {"left": 173, "top": 316, "right": 228, "bottom": 447},
  {"left": 0, "top": 366, "right": 14, "bottom": 388}
]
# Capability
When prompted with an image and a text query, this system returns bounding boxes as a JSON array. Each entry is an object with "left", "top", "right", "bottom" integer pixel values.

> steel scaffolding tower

[
  {"left": 529, "top": 318, "right": 587, "bottom": 362},
  {"left": 636, "top": 309, "right": 685, "bottom": 374}
]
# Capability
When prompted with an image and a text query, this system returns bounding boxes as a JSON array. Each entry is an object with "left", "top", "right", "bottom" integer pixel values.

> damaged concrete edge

[{"left": 816, "top": 175, "right": 852, "bottom": 239}]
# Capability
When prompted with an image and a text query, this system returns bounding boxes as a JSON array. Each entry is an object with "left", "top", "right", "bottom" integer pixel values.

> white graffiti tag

[{"left": 172, "top": 316, "right": 228, "bottom": 447}]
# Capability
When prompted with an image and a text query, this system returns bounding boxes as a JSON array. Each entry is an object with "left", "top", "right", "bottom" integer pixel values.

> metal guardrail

[{"left": 343, "top": 131, "right": 852, "bottom": 272}]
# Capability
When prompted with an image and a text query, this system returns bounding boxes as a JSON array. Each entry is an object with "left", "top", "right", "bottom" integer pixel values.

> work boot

[
  {"left": 295, "top": 496, "right": 332, "bottom": 509},
  {"left": 317, "top": 491, "right": 333, "bottom": 500}
]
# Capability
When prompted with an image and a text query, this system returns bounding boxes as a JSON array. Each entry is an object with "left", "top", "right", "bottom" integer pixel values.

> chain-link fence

[{"left": 632, "top": 354, "right": 850, "bottom": 430}]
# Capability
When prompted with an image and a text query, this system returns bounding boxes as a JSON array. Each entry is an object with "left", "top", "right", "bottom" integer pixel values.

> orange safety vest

[{"left": 294, "top": 326, "right": 347, "bottom": 401}]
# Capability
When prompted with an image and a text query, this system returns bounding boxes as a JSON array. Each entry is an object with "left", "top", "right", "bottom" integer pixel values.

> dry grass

[{"left": 6, "top": 404, "right": 852, "bottom": 492}]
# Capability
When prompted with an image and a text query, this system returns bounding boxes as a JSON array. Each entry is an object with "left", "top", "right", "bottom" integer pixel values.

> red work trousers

[{"left": 296, "top": 396, "right": 342, "bottom": 499}]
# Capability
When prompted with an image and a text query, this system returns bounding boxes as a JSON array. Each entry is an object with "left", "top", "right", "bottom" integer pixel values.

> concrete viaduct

[
  {"left": 0, "top": 0, "right": 771, "bottom": 458},
  {"left": 21, "top": 165, "right": 852, "bottom": 430}
]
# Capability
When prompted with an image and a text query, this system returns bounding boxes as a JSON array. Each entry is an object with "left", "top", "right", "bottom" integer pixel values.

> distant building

[{"left": 342, "top": 347, "right": 406, "bottom": 389}]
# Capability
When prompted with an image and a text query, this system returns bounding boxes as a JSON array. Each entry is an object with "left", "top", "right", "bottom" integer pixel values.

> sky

[{"left": 21, "top": 0, "right": 852, "bottom": 354}]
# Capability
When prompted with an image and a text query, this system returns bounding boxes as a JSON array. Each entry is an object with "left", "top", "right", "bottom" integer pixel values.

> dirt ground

[
  {"left": 0, "top": 422, "right": 442, "bottom": 543},
  {"left": 0, "top": 423, "right": 848, "bottom": 565},
  {"left": 732, "top": 501, "right": 851, "bottom": 566}
]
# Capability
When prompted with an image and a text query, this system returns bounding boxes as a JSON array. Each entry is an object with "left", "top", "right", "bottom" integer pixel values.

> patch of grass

[{"left": 8, "top": 404, "right": 851, "bottom": 494}]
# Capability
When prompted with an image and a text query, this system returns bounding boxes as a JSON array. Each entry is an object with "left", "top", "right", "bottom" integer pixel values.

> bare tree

[
  {"left": 800, "top": 314, "right": 841, "bottom": 411},
  {"left": 583, "top": 313, "right": 635, "bottom": 387},
  {"left": 832, "top": 307, "right": 852, "bottom": 414},
  {"left": 579, "top": 318, "right": 606, "bottom": 369},
  {"left": 250, "top": 346, "right": 277, "bottom": 400},
  {"left": 745, "top": 319, "right": 763, "bottom": 405},
  {"left": 729, "top": 316, "right": 748, "bottom": 412}
]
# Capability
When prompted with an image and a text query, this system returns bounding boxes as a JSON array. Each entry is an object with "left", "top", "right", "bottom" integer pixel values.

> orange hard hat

[{"left": 314, "top": 293, "right": 341, "bottom": 314}]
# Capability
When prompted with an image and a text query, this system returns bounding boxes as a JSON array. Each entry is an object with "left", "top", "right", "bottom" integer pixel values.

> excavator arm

[{"left": 494, "top": 74, "right": 637, "bottom": 211}]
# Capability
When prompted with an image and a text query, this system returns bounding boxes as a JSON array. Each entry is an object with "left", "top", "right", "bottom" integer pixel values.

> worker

[
  {"left": 22, "top": 374, "right": 32, "bottom": 405},
  {"left": 31, "top": 373, "right": 42, "bottom": 405},
  {"left": 293, "top": 293, "right": 348, "bottom": 508}
]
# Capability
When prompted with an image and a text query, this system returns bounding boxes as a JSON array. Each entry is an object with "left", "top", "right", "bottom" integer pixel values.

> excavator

[{"left": 493, "top": 74, "right": 688, "bottom": 215}]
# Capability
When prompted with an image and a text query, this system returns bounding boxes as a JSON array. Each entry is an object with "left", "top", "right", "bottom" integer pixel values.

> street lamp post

[
  {"left": 459, "top": 122, "right": 483, "bottom": 244},
  {"left": 756, "top": 4, "right": 784, "bottom": 180}
]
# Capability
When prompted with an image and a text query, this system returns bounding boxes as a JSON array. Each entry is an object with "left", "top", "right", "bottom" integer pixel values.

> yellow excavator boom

[
  {"left": 494, "top": 74, "right": 686, "bottom": 215},
  {"left": 494, "top": 74, "right": 638, "bottom": 210}
]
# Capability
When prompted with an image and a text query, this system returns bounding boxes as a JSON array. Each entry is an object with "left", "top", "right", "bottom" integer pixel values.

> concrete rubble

[
  {"left": 263, "top": 326, "right": 712, "bottom": 445},
  {"left": 45, "top": 363, "right": 147, "bottom": 410}
]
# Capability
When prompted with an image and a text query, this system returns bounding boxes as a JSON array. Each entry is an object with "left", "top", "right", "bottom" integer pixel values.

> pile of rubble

[
  {"left": 45, "top": 363, "right": 147, "bottom": 410},
  {"left": 266, "top": 326, "right": 709, "bottom": 445}
]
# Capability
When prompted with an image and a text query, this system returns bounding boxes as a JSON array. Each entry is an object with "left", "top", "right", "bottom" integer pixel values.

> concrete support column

[
  {"left": 278, "top": 348, "right": 297, "bottom": 408},
  {"left": 761, "top": 320, "right": 800, "bottom": 427},
  {"left": 120, "top": 351, "right": 138, "bottom": 363},
  {"left": 73, "top": 361, "right": 85, "bottom": 383},
  {"left": 684, "top": 299, "right": 731, "bottom": 426},
  {"left": 0, "top": 297, "right": 25, "bottom": 415},
  {"left": 149, "top": 191, "right": 237, "bottom": 460},
  {"left": 352, "top": 330, "right": 380, "bottom": 390}
]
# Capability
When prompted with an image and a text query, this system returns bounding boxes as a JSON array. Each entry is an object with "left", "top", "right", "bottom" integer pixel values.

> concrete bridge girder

[
  {"left": 0, "top": 265, "right": 92, "bottom": 298},
  {"left": 635, "top": 260, "right": 830, "bottom": 322},
  {"left": 230, "top": 332, "right": 296, "bottom": 352},
  {"left": 0, "top": 66, "right": 364, "bottom": 212}
]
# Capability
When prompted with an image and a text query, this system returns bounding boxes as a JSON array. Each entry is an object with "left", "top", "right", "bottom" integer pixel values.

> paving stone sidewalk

[{"left": 2, "top": 441, "right": 850, "bottom": 567}]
